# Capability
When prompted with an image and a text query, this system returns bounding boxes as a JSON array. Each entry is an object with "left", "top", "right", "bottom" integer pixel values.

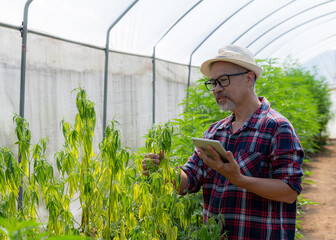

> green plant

[
  {"left": 256, "top": 59, "right": 331, "bottom": 153},
  {"left": 139, "top": 123, "right": 179, "bottom": 239},
  {"left": 0, "top": 217, "right": 86, "bottom": 240},
  {"left": 0, "top": 217, "right": 46, "bottom": 240},
  {"left": 0, "top": 146, "right": 22, "bottom": 219},
  {"left": 0, "top": 115, "right": 54, "bottom": 222}
]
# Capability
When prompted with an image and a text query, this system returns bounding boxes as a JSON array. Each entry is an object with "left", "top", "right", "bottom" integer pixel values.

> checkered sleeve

[
  {"left": 270, "top": 122, "right": 304, "bottom": 193},
  {"left": 180, "top": 122, "right": 221, "bottom": 194},
  {"left": 180, "top": 150, "right": 206, "bottom": 194}
]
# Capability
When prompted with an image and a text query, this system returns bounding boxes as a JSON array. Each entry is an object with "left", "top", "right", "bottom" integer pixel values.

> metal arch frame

[
  {"left": 151, "top": 0, "right": 203, "bottom": 124},
  {"left": 18, "top": 0, "right": 33, "bottom": 212},
  {"left": 103, "top": 0, "right": 139, "bottom": 138},
  {"left": 246, "top": 0, "right": 334, "bottom": 49},
  {"left": 295, "top": 33, "right": 336, "bottom": 61},
  {"left": 0, "top": 22, "right": 21, "bottom": 31},
  {"left": 6, "top": 0, "right": 336, "bottom": 138},
  {"left": 254, "top": 12, "right": 336, "bottom": 57},
  {"left": 186, "top": 0, "right": 254, "bottom": 99},
  {"left": 231, "top": 0, "right": 295, "bottom": 44},
  {"left": 267, "top": 18, "right": 336, "bottom": 60},
  {"left": 20, "top": 0, "right": 33, "bottom": 131}
]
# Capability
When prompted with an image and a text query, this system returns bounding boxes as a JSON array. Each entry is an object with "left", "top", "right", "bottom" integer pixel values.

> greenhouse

[{"left": 0, "top": 0, "right": 336, "bottom": 239}]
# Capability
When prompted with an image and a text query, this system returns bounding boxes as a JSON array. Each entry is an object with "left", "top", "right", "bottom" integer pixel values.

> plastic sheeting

[
  {"left": 0, "top": 0, "right": 335, "bottom": 65},
  {"left": 1, "top": 0, "right": 336, "bottom": 226},
  {"left": 304, "top": 50, "right": 336, "bottom": 138},
  {"left": 0, "top": 27, "right": 201, "bottom": 161},
  {"left": 0, "top": 0, "right": 336, "bottom": 156}
]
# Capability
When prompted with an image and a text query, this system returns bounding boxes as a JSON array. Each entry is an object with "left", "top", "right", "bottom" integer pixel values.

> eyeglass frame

[{"left": 204, "top": 71, "right": 250, "bottom": 91}]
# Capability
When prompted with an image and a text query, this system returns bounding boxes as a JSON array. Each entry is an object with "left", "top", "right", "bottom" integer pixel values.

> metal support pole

[
  {"left": 151, "top": 0, "right": 203, "bottom": 123},
  {"left": 231, "top": 1, "right": 295, "bottom": 44},
  {"left": 186, "top": 1, "right": 253, "bottom": 101},
  {"left": 152, "top": 48, "right": 156, "bottom": 123},
  {"left": 254, "top": 11, "right": 336, "bottom": 57},
  {"left": 18, "top": 0, "right": 33, "bottom": 211},
  {"left": 246, "top": 0, "right": 333, "bottom": 49},
  {"left": 103, "top": 0, "right": 139, "bottom": 138},
  {"left": 186, "top": 56, "right": 192, "bottom": 103},
  {"left": 103, "top": 34, "right": 110, "bottom": 138}
]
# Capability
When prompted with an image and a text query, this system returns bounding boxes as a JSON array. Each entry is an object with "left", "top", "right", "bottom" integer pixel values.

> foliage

[
  {"left": 0, "top": 59, "right": 332, "bottom": 239},
  {"left": 137, "top": 122, "right": 225, "bottom": 239},
  {"left": 256, "top": 59, "right": 332, "bottom": 153},
  {"left": 1, "top": 88, "right": 225, "bottom": 240},
  {"left": 0, "top": 217, "right": 86, "bottom": 240},
  {"left": 0, "top": 114, "right": 54, "bottom": 222},
  {"left": 0, "top": 217, "right": 46, "bottom": 240}
]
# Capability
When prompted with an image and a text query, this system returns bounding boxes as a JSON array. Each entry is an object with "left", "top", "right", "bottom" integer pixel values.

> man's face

[{"left": 209, "top": 62, "right": 249, "bottom": 112}]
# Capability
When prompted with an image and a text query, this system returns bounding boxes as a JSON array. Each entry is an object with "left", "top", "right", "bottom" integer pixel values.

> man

[{"left": 143, "top": 45, "right": 303, "bottom": 240}]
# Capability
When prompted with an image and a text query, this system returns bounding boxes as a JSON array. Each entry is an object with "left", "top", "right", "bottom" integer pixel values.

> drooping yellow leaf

[
  {"left": 113, "top": 235, "right": 120, "bottom": 240},
  {"left": 133, "top": 183, "right": 140, "bottom": 200},
  {"left": 113, "top": 183, "right": 121, "bottom": 195},
  {"left": 139, "top": 204, "right": 144, "bottom": 220}
]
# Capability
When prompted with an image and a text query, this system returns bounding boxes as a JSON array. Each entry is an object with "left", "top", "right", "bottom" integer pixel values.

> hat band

[{"left": 215, "top": 54, "right": 254, "bottom": 63}]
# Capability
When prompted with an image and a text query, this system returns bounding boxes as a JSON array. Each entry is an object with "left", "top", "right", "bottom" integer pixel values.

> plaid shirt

[{"left": 181, "top": 97, "right": 303, "bottom": 240}]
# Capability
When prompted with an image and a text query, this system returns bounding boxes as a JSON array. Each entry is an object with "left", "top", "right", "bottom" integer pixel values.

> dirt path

[{"left": 300, "top": 139, "right": 336, "bottom": 239}]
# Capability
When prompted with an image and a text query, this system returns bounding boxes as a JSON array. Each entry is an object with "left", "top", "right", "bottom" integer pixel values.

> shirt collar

[
  {"left": 217, "top": 113, "right": 234, "bottom": 130},
  {"left": 244, "top": 97, "right": 270, "bottom": 130},
  {"left": 216, "top": 97, "right": 270, "bottom": 131}
]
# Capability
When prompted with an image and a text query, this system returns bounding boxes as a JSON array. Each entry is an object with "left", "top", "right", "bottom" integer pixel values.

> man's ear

[{"left": 246, "top": 71, "right": 256, "bottom": 87}]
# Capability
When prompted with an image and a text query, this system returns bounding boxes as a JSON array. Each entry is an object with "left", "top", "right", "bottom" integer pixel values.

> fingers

[
  {"left": 198, "top": 146, "right": 230, "bottom": 168},
  {"left": 142, "top": 161, "right": 159, "bottom": 171},
  {"left": 208, "top": 146, "right": 220, "bottom": 160},
  {"left": 197, "top": 147, "right": 206, "bottom": 158},
  {"left": 142, "top": 153, "right": 161, "bottom": 175},
  {"left": 214, "top": 147, "right": 234, "bottom": 164},
  {"left": 197, "top": 146, "right": 217, "bottom": 160},
  {"left": 160, "top": 150, "right": 165, "bottom": 160},
  {"left": 207, "top": 146, "right": 233, "bottom": 164},
  {"left": 144, "top": 153, "right": 161, "bottom": 159},
  {"left": 142, "top": 158, "right": 160, "bottom": 166},
  {"left": 225, "top": 150, "right": 234, "bottom": 162},
  {"left": 197, "top": 147, "right": 210, "bottom": 163}
]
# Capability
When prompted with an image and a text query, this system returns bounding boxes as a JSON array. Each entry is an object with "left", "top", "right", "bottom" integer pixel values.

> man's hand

[
  {"left": 197, "top": 146, "right": 244, "bottom": 186},
  {"left": 142, "top": 151, "right": 189, "bottom": 194},
  {"left": 142, "top": 151, "right": 164, "bottom": 176}
]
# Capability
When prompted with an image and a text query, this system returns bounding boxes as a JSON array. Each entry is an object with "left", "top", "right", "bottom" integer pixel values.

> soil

[{"left": 300, "top": 139, "right": 336, "bottom": 239}]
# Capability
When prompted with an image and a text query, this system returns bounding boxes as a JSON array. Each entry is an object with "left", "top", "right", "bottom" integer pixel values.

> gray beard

[{"left": 217, "top": 99, "right": 236, "bottom": 112}]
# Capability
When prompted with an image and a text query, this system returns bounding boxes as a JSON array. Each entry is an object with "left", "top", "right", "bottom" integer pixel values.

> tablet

[{"left": 191, "top": 137, "right": 229, "bottom": 163}]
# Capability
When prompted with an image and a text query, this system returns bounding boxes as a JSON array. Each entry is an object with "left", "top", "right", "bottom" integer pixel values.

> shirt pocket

[{"left": 235, "top": 150, "right": 269, "bottom": 178}]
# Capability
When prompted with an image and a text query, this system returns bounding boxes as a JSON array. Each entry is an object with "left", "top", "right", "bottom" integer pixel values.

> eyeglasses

[{"left": 204, "top": 71, "right": 250, "bottom": 91}]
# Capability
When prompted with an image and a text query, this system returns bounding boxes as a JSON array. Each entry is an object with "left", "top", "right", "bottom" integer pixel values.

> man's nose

[{"left": 213, "top": 82, "right": 224, "bottom": 92}]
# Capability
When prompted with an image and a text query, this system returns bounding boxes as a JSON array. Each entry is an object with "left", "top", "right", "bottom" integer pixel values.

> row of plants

[
  {"left": 0, "top": 88, "right": 224, "bottom": 240},
  {"left": 0, "top": 59, "right": 332, "bottom": 239}
]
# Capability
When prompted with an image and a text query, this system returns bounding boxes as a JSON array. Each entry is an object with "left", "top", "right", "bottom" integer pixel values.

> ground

[{"left": 300, "top": 139, "right": 336, "bottom": 239}]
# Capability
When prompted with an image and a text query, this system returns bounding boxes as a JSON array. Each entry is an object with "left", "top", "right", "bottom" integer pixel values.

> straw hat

[{"left": 200, "top": 44, "right": 263, "bottom": 79}]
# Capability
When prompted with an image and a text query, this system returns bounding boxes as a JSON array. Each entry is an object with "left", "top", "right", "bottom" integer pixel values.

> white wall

[
  {"left": 303, "top": 50, "right": 336, "bottom": 139},
  {"left": 0, "top": 26, "right": 202, "bottom": 162},
  {"left": 2, "top": 26, "right": 335, "bottom": 164},
  {"left": 327, "top": 87, "right": 336, "bottom": 138}
]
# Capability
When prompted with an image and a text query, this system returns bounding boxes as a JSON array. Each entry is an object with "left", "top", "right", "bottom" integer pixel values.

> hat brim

[{"left": 200, "top": 57, "right": 263, "bottom": 79}]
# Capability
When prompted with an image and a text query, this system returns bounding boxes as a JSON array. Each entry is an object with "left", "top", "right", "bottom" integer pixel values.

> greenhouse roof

[{"left": 0, "top": 0, "right": 335, "bottom": 66}]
